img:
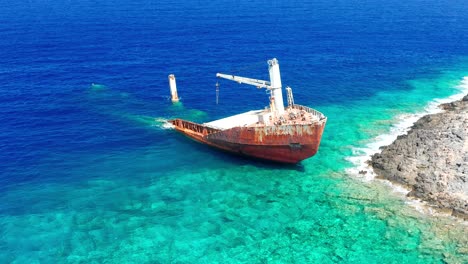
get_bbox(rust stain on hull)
[170,111,326,164]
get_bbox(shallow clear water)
[0,0,467,263]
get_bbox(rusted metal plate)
[170,118,326,164]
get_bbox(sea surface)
[1,0,467,263]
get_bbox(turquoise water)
[2,68,467,263]
[1,0,468,262]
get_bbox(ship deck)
[204,110,264,130]
[204,105,324,130]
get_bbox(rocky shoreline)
[370,94,467,219]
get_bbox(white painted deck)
[204,105,324,131]
[204,109,265,130]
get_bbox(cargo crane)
[216,58,285,114]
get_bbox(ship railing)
[172,119,220,135]
[292,104,327,121]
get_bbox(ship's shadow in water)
[172,133,306,172]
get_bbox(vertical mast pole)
[168,74,179,102]
[268,58,285,114]
[216,81,219,104]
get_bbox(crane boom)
[215,58,285,114]
[216,73,273,89]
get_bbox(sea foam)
[154,118,174,129]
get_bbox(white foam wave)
[153,117,175,129]
[161,122,175,129]
[346,76,468,181]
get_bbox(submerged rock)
[90,83,107,91]
[370,94,468,219]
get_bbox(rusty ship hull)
[170,104,327,164]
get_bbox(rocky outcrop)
[371,95,468,219]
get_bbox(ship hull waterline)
[170,117,326,164]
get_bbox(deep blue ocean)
[1,0,467,263]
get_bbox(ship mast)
[267,58,285,114]
[216,58,285,114]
